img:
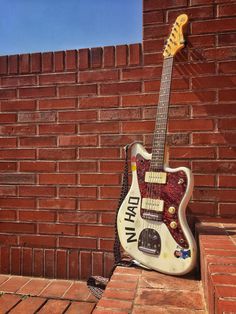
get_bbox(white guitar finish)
[117,143,197,275]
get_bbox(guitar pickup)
[142,198,164,212]
[145,172,167,184]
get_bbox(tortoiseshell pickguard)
[136,154,189,248]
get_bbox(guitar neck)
[150,56,174,171]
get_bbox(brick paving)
[94,266,207,314]
[0,274,97,313]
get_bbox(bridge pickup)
[142,212,163,221]
[142,198,164,212]
[145,171,167,184]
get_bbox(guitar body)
[117,143,197,275]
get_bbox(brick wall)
[0,0,235,279]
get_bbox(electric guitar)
[117,14,197,275]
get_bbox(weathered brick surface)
[0,0,235,281]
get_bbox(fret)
[151,56,174,170]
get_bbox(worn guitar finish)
[117,14,197,275]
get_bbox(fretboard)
[150,56,174,170]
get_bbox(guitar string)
[146,57,174,250]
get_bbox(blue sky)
[0,0,142,56]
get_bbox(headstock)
[163,14,188,59]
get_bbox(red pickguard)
[136,154,189,248]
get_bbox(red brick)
[18,111,56,122]
[217,299,236,313]
[80,251,92,280]
[104,46,115,67]
[100,134,142,146]
[63,281,91,300]
[193,188,236,202]
[11,247,21,275]
[58,212,97,224]
[144,0,187,11]
[169,119,214,132]
[0,125,36,136]
[0,88,16,99]
[79,48,90,70]
[192,18,236,34]
[22,247,33,276]
[59,84,97,96]
[19,54,30,73]
[19,210,55,222]
[39,124,76,134]
[1,75,36,87]
[100,186,120,199]
[68,250,79,280]
[58,110,97,121]
[170,147,216,159]
[56,250,67,279]
[0,222,35,233]
[192,133,236,145]
[37,299,70,313]
[0,186,16,196]
[219,89,236,101]
[129,44,141,66]
[80,173,119,186]
[0,197,35,209]
[19,86,56,98]
[45,249,55,278]
[80,121,119,134]
[116,45,128,67]
[168,6,214,22]
[39,173,76,185]
[122,121,155,133]
[66,301,95,314]
[192,160,236,174]
[19,186,56,197]
[218,118,236,130]
[38,198,76,210]
[100,82,141,95]
[79,225,114,238]
[80,199,117,211]
[39,223,76,235]
[39,98,77,109]
[59,135,98,146]
[0,173,35,184]
[0,276,30,293]
[0,294,21,313]
[219,203,236,217]
[8,55,18,74]
[143,38,164,53]
[218,33,236,47]
[97,299,132,311]
[59,237,97,249]
[80,69,118,83]
[0,209,16,220]
[122,67,161,81]
[0,137,17,147]
[91,47,103,68]
[218,3,236,17]
[31,53,41,73]
[122,94,158,106]
[59,187,97,198]
[144,24,169,40]
[39,73,76,85]
[19,136,56,147]
[42,52,53,72]
[38,148,76,160]
[19,235,56,248]
[10,296,46,313]
[54,51,64,72]
[193,104,236,117]
[203,47,236,61]
[194,174,215,187]
[59,161,97,172]
[0,162,17,172]
[80,96,119,108]
[33,249,44,277]
[0,55,8,74]
[0,113,16,123]
[80,148,119,160]
[171,91,216,104]
[143,10,164,25]
[20,161,56,172]
[219,175,236,187]
[65,49,77,70]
